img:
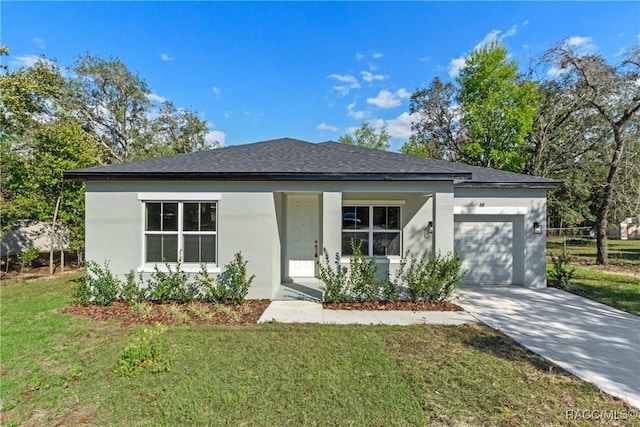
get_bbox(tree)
[404,77,461,160]
[456,42,538,172]
[339,122,390,150]
[69,55,153,163]
[543,45,640,265]
[405,42,537,173]
[145,101,209,157]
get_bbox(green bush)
[198,263,230,303]
[70,275,91,306]
[147,261,198,304]
[345,240,380,302]
[77,260,122,306]
[17,247,40,272]
[219,252,255,304]
[121,270,147,305]
[549,252,576,289]
[398,251,465,302]
[112,324,170,377]
[318,249,347,303]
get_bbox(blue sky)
[3,1,639,150]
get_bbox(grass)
[563,267,640,316]
[547,237,640,315]
[547,237,640,268]
[1,276,637,426]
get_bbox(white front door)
[287,195,319,278]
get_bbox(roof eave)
[454,181,564,189]
[64,171,473,182]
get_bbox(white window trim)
[341,204,402,259]
[139,198,221,273]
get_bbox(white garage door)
[454,219,513,285]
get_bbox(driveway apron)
[455,285,640,409]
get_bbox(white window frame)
[341,203,402,259]
[138,193,221,273]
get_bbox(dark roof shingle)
[65,137,562,188]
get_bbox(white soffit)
[453,206,527,215]
[138,192,222,201]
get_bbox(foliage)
[405,77,459,160]
[456,42,538,172]
[344,239,380,302]
[218,251,255,304]
[112,324,170,377]
[74,261,122,306]
[549,251,576,289]
[317,249,346,303]
[339,122,390,151]
[197,263,230,303]
[1,49,214,260]
[121,270,147,305]
[147,261,197,304]
[17,247,39,272]
[406,42,537,173]
[542,44,640,265]
[398,251,466,302]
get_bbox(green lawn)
[547,237,640,268]
[547,238,640,315]
[1,276,637,426]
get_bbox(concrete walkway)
[258,301,477,325]
[455,285,640,409]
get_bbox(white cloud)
[356,52,365,61]
[367,89,410,109]
[347,102,367,120]
[566,36,591,48]
[160,53,174,61]
[327,73,360,95]
[396,88,411,99]
[33,37,45,49]
[345,125,359,135]
[212,86,221,98]
[205,129,226,146]
[373,52,384,59]
[448,56,467,77]
[546,66,567,77]
[361,71,385,83]
[147,93,167,104]
[11,54,49,68]
[385,112,414,139]
[317,122,338,132]
[224,111,232,118]
[637,33,640,41]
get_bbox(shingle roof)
[64,137,562,188]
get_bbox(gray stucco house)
[65,138,562,299]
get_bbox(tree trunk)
[49,195,61,275]
[595,126,625,265]
[61,248,65,273]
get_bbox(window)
[145,201,217,264]
[342,205,400,256]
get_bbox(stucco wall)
[85,181,281,299]
[453,188,548,288]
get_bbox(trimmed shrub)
[398,251,466,302]
[318,248,347,303]
[121,270,147,305]
[549,252,575,289]
[77,260,122,306]
[220,252,255,304]
[147,261,198,304]
[198,263,230,303]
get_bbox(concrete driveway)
[455,285,640,409]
